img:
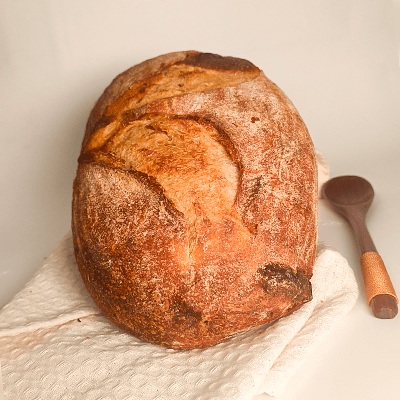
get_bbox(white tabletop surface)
[1,1,400,399]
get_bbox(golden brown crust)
[72,51,317,349]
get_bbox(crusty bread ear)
[72,51,317,349]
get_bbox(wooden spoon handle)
[360,252,398,319]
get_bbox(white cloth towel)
[0,152,358,399]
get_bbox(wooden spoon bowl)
[322,175,374,208]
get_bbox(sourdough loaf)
[72,51,318,349]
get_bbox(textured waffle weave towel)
[0,153,358,399]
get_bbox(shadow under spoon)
[322,175,398,319]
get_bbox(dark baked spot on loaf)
[256,264,312,303]
[177,52,259,72]
[172,296,202,326]
[121,109,139,126]
[78,152,95,164]
[77,151,127,171]
[86,114,113,138]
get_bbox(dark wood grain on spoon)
[322,175,398,319]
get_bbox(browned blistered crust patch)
[72,51,317,349]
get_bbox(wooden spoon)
[322,175,398,319]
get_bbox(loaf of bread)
[72,51,318,349]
